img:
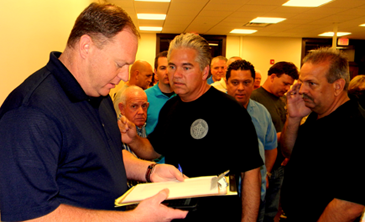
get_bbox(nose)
[285,85,291,92]
[136,106,145,114]
[117,65,130,82]
[298,83,306,95]
[172,67,183,79]
[237,83,245,90]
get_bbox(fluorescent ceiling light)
[230,29,257,34]
[360,24,365,27]
[283,0,333,7]
[250,17,286,24]
[139,26,163,31]
[135,0,170,2]
[318,32,351,37]
[137,14,166,20]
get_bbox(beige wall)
[226,36,302,83]
[0,0,93,105]
[0,2,302,105]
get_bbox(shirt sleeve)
[264,111,278,151]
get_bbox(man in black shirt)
[280,47,365,221]
[120,33,263,221]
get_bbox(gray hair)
[303,47,350,90]
[119,85,145,105]
[167,33,211,71]
[211,56,227,66]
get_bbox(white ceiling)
[107,0,365,39]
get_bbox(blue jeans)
[257,199,265,222]
[263,166,285,222]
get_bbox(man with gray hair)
[207,55,227,84]
[280,47,365,221]
[119,33,263,221]
[118,86,149,158]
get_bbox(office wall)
[0,2,302,105]
[0,0,93,105]
[226,36,302,83]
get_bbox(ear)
[146,102,150,109]
[134,70,140,80]
[118,103,125,115]
[78,34,93,59]
[202,65,210,80]
[333,78,346,96]
[154,70,159,81]
[269,74,276,82]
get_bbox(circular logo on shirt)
[190,119,209,139]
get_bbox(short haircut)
[67,3,139,48]
[154,51,168,70]
[211,56,228,66]
[268,61,299,80]
[226,60,256,80]
[119,85,145,105]
[303,47,350,90]
[168,33,212,71]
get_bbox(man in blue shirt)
[0,3,187,222]
[226,59,278,222]
[145,51,175,136]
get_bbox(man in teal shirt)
[145,51,175,135]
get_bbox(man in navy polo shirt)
[0,3,187,222]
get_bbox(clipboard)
[115,170,236,207]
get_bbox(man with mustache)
[250,61,299,222]
[119,33,263,222]
[280,48,365,221]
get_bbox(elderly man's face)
[168,48,209,102]
[299,61,337,115]
[120,91,149,127]
[226,69,254,108]
[84,28,138,97]
[211,59,227,82]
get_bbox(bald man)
[113,60,153,117]
[129,60,153,90]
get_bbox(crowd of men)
[0,2,364,222]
